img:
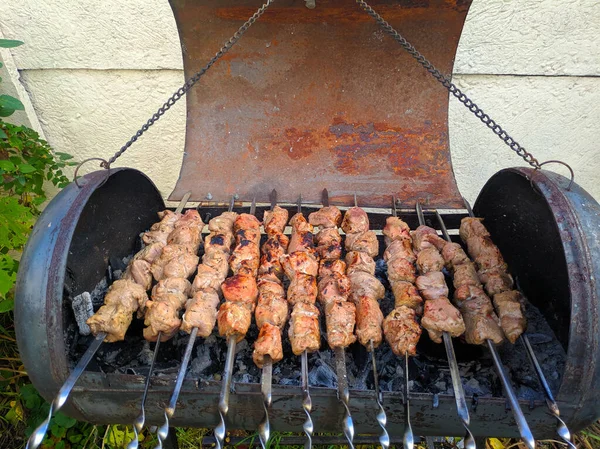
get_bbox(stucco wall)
[0,0,598,203]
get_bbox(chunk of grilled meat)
[341,206,369,234]
[208,211,238,233]
[217,301,252,342]
[87,280,148,343]
[319,259,347,278]
[318,272,351,307]
[142,210,180,246]
[345,251,375,275]
[383,239,416,264]
[324,300,357,348]
[288,213,315,254]
[221,273,259,311]
[167,221,202,254]
[421,297,466,343]
[281,251,319,278]
[288,302,321,355]
[387,256,417,284]
[150,244,199,281]
[416,247,445,274]
[457,286,504,345]
[458,217,490,241]
[287,274,319,305]
[259,233,289,279]
[383,216,411,246]
[204,232,235,257]
[440,242,470,270]
[314,227,343,260]
[415,271,449,301]
[464,236,507,272]
[143,292,188,342]
[122,259,153,291]
[348,271,385,303]
[253,322,284,368]
[492,290,526,343]
[479,267,514,297]
[181,289,220,336]
[192,264,225,295]
[411,225,446,253]
[383,306,421,356]
[255,293,289,329]
[345,230,379,258]
[355,295,384,348]
[390,281,424,315]
[134,242,165,264]
[309,206,342,229]
[264,205,289,235]
[152,277,191,298]
[452,262,481,291]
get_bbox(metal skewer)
[463,198,572,449]
[129,334,162,449]
[215,196,256,449]
[296,194,315,449]
[155,195,234,449]
[416,201,476,449]
[392,196,414,449]
[27,332,106,449]
[258,189,279,449]
[434,205,534,449]
[28,192,193,449]
[353,192,388,449]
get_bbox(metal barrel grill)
[14,0,600,446]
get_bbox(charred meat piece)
[383,239,416,264]
[229,241,260,277]
[493,290,526,343]
[319,259,347,278]
[281,251,319,278]
[416,247,445,274]
[318,272,351,307]
[415,271,449,301]
[383,216,411,246]
[386,256,417,284]
[309,206,342,229]
[390,281,424,314]
[324,300,357,348]
[288,302,320,355]
[411,225,446,252]
[345,251,375,275]
[221,273,259,311]
[288,213,315,254]
[345,230,378,258]
[253,322,284,368]
[287,274,318,305]
[217,301,252,342]
[421,296,466,343]
[348,271,385,303]
[204,232,235,256]
[264,205,289,235]
[355,295,384,348]
[479,267,514,296]
[259,233,289,279]
[341,206,369,234]
[86,280,148,342]
[181,289,220,336]
[383,306,421,357]
[314,227,342,260]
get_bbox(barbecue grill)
[14,0,600,447]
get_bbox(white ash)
[71,292,93,335]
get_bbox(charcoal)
[71,291,93,335]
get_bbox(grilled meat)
[181,289,220,336]
[383,306,421,356]
[458,217,490,241]
[309,206,342,229]
[421,296,466,343]
[287,273,319,305]
[493,290,526,344]
[415,271,449,301]
[319,259,347,278]
[253,322,284,367]
[288,302,320,355]
[348,271,385,303]
[142,210,180,246]
[479,267,514,297]
[324,300,357,348]
[411,225,446,252]
[386,256,417,283]
[217,301,252,342]
[383,239,416,264]
[416,247,445,274]
[221,273,259,311]
[341,206,369,234]
[314,227,343,260]
[440,242,470,269]
[318,272,351,307]
[122,259,153,291]
[150,244,199,281]
[281,251,319,278]
[288,213,315,254]
[264,206,289,234]
[355,295,384,347]
[259,233,289,279]
[390,281,423,314]
[208,211,238,233]
[457,286,504,345]
[383,216,411,246]
[345,251,375,275]
[345,230,379,258]
[255,293,288,329]
[143,292,188,342]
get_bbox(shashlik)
[341,207,381,349]
[217,213,261,342]
[181,211,238,335]
[311,206,357,349]
[283,212,320,355]
[411,225,466,343]
[252,206,290,368]
[382,216,422,356]
[460,217,526,343]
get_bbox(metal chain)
[355,0,542,170]
[102,0,275,168]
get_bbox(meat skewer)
[282,194,318,448]
[383,197,421,449]
[413,201,475,449]
[129,195,196,449]
[214,197,260,449]
[255,189,289,449]
[430,204,535,449]
[462,199,574,449]
[313,190,356,449]
[26,193,193,449]
[154,196,237,449]
[342,194,388,449]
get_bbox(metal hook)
[73,157,111,188]
[536,160,575,191]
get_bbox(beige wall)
[1,0,599,204]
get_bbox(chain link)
[103,0,275,168]
[355,0,542,170]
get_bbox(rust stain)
[282,128,317,160]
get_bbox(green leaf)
[0,299,15,312]
[54,441,65,449]
[0,107,15,117]
[0,39,24,48]
[54,412,77,429]
[18,163,36,173]
[0,95,24,111]
[0,128,7,139]
[0,160,15,171]
[55,152,74,161]
[50,423,66,439]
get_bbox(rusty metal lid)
[169,0,471,208]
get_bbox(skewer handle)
[487,340,536,449]
[128,335,162,449]
[521,335,576,449]
[370,340,389,449]
[334,347,355,449]
[215,336,237,449]
[26,332,106,449]
[155,328,198,449]
[403,354,414,449]
[258,357,273,449]
[301,350,314,449]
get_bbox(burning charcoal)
[89,278,109,308]
[309,362,337,388]
[71,292,93,335]
[190,344,212,376]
